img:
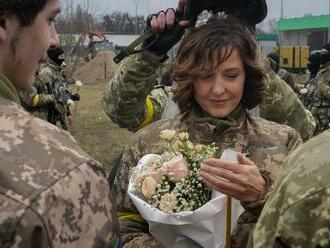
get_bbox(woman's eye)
[199,75,214,81]
[226,74,238,80]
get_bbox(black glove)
[71,93,80,101]
[143,9,187,57]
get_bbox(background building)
[278,15,330,50]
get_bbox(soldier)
[252,129,330,247]
[267,52,300,94]
[19,73,55,120]
[103,0,315,141]
[310,46,330,135]
[38,46,80,129]
[112,14,302,248]
[0,0,118,247]
[300,50,322,110]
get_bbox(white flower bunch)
[195,10,228,28]
[75,80,83,87]
[131,130,217,213]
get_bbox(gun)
[48,78,74,130]
[113,0,267,64]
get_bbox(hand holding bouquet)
[128,130,243,248]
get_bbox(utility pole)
[280,0,284,19]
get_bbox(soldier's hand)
[143,0,190,57]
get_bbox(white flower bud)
[159,192,177,214]
[141,176,157,198]
[178,132,189,141]
[160,129,176,141]
[75,80,83,87]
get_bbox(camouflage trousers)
[311,106,330,135]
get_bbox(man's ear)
[0,12,8,43]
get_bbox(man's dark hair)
[0,0,48,27]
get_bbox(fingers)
[200,163,246,186]
[165,9,175,30]
[199,170,245,198]
[177,0,186,14]
[150,9,176,32]
[203,158,243,173]
[237,152,254,166]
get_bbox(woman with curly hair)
[112,15,302,248]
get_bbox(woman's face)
[193,47,246,118]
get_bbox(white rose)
[141,176,157,198]
[159,192,177,213]
[178,132,189,141]
[160,130,176,141]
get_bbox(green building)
[277,15,330,50]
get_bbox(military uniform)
[0,73,118,247]
[19,74,55,121]
[252,130,330,248]
[103,53,315,141]
[39,58,73,130]
[113,103,302,247]
[300,74,317,110]
[310,62,330,135]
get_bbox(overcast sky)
[72,0,329,22]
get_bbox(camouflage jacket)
[19,74,55,121]
[113,110,302,248]
[0,93,118,247]
[252,130,330,248]
[312,62,330,107]
[103,53,315,141]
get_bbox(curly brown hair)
[172,17,266,113]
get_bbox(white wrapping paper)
[128,149,244,248]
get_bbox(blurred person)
[310,44,330,135]
[267,52,300,94]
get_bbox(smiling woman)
[112,14,303,248]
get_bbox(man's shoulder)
[0,97,95,204]
[277,130,330,202]
[250,115,299,137]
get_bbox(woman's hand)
[199,153,266,203]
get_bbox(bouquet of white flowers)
[128,130,244,248]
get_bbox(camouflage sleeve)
[252,132,330,248]
[103,52,169,131]
[241,127,302,216]
[259,56,315,141]
[19,85,54,109]
[0,195,50,248]
[0,160,119,248]
[316,69,330,100]
[112,137,162,247]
